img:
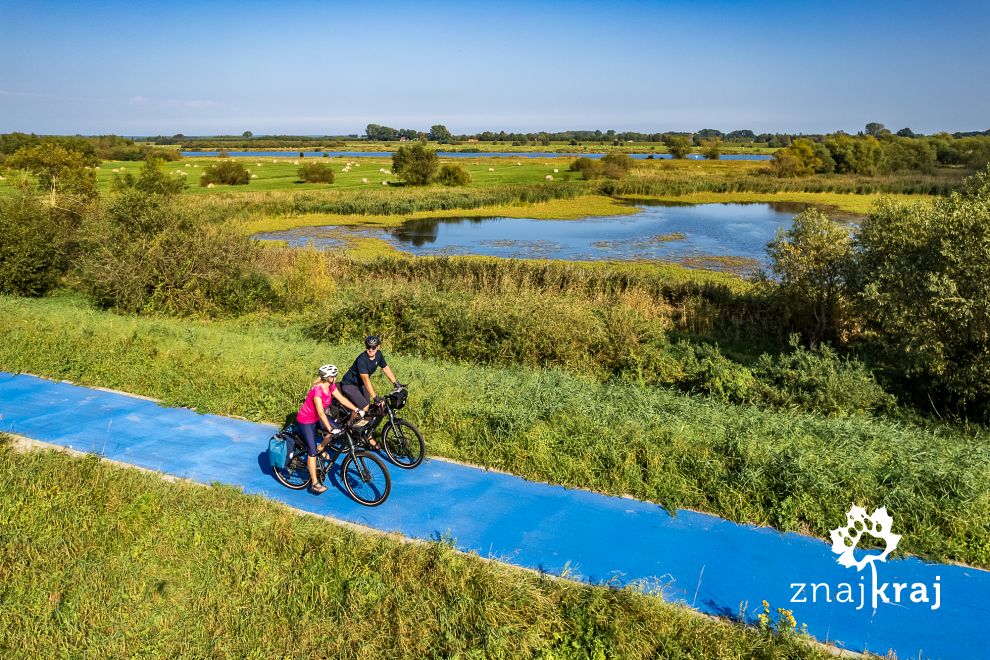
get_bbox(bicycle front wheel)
[382,419,425,469]
[340,451,391,506]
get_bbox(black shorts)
[339,382,370,409]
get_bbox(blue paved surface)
[1,372,988,659]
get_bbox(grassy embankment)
[0,436,826,658]
[2,294,987,570]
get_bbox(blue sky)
[1,0,988,135]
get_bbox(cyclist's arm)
[382,365,398,387]
[360,372,376,400]
[316,396,334,430]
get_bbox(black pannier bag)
[388,388,408,410]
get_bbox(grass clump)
[0,439,824,658]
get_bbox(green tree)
[366,124,399,141]
[864,122,888,138]
[766,208,854,342]
[662,135,692,159]
[768,138,831,177]
[701,138,722,160]
[5,143,97,206]
[880,137,936,174]
[854,165,990,415]
[428,124,453,143]
[391,143,438,185]
[242,131,253,138]
[824,134,882,175]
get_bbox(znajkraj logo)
[789,505,941,611]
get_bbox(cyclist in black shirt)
[340,335,401,411]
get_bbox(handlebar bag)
[388,389,408,410]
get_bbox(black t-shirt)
[342,351,387,388]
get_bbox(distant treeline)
[0,133,181,163]
[363,122,990,148]
[770,132,990,175]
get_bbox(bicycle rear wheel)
[382,419,425,469]
[273,443,311,490]
[340,451,391,506]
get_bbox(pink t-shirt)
[297,382,336,424]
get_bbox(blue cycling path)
[1,372,987,660]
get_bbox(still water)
[256,203,807,273]
[182,150,771,161]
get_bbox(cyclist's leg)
[299,422,324,489]
[340,382,369,409]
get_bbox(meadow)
[0,154,939,219]
[0,435,826,658]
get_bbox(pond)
[182,150,771,161]
[255,202,815,274]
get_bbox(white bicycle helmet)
[318,364,338,379]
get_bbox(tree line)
[770,132,990,176]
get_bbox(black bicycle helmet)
[365,335,381,349]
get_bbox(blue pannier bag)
[268,433,289,470]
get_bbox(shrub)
[76,190,272,316]
[0,188,73,296]
[298,162,335,184]
[600,152,633,179]
[854,165,990,416]
[110,158,186,197]
[392,143,438,185]
[666,341,758,403]
[200,160,250,186]
[765,208,854,343]
[753,338,896,416]
[569,157,601,180]
[436,164,471,186]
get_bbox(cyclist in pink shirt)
[298,364,361,493]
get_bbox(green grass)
[0,437,825,658]
[86,157,585,195]
[1,293,988,569]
